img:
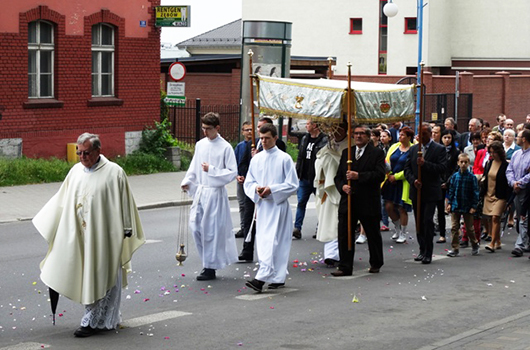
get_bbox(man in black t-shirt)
[293,120,328,239]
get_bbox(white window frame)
[91,23,115,97]
[28,20,54,98]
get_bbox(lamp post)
[383,0,424,134]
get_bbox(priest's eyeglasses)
[76,149,93,156]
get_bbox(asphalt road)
[1,197,530,350]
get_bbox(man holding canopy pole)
[404,124,447,264]
[333,125,386,276]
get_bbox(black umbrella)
[49,287,59,325]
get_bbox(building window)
[378,0,388,74]
[92,23,114,97]
[28,21,54,98]
[349,18,363,34]
[405,17,417,34]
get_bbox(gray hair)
[504,128,516,137]
[77,133,101,150]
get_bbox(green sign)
[155,6,190,27]
[165,82,186,106]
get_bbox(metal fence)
[167,98,241,145]
[423,93,473,131]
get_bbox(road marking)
[236,288,298,300]
[145,239,163,244]
[120,310,192,328]
[0,343,51,350]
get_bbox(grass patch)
[0,157,73,186]
[113,152,176,174]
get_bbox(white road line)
[236,288,298,300]
[145,239,163,244]
[328,273,371,280]
[0,343,51,350]
[120,310,192,328]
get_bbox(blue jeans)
[294,179,315,230]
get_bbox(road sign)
[165,82,186,106]
[169,62,186,81]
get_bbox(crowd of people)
[33,112,530,337]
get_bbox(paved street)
[2,174,530,349]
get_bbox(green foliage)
[160,89,169,121]
[113,152,176,174]
[286,141,299,162]
[0,157,73,186]
[139,118,178,157]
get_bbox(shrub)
[138,118,177,157]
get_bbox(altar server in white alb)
[314,124,349,267]
[33,133,145,338]
[244,123,298,292]
[181,112,238,281]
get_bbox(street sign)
[169,62,186,81]
[155,6,190,27]
[165,82,186,106]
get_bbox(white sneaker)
[356,234,367,244]
[391,231,399,240]
[396,232,407,243]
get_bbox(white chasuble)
[33,155,145,305]
[313,139,348,243]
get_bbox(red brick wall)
[336,72,530,126]
[172,71,241,105]
[0,2,160,159]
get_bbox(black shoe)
[414,254,425,261]
[312,234,317,239]
[512,248,524,257]
[459,241,469,248]
[331,270,352,277]
[293,228,302,239]
[324,258,339,267]
[245,279,264,293]
[238,252,253,262]
[268,283,285,290]
[235,230,245,238]
[197,268,216,281]
[421,256,432,264]
[74,326,98,338]
[485,236,492,242]
[480,232,488,240]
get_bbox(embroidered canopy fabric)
[257,75,416,123]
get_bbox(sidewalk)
[0,171,238,224]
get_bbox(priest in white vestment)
[181,112,238,281]
[33,133,145,337]
[244,124,298,292]
[314,125,349,267]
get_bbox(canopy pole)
[327,56,333,79]
[248,49,256,148]
[347,62,353,251]
[416,61,425,234]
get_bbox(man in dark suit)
[458,118,481,152]
[332,125,386,275]
[237,117,286,261]
[405,124,447,264]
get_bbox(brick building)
[0,1,161,159]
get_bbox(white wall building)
[243,0,530,76]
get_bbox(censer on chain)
[175,190,190,266]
